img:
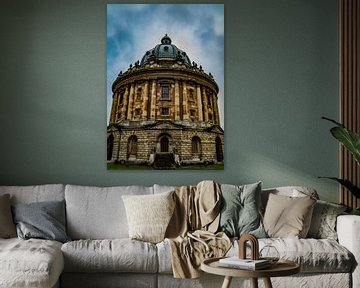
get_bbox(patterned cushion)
[307,200,347,240]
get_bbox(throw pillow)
[307,200,347,240]
[12,200,70,243]
[218,182,266,238]
[122,191,175,243]
[0,194,17,238]
[263,193,316,238]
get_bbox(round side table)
[201,257,300,288]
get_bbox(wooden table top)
[201,257,300,278]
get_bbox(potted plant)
[320,117,360,215]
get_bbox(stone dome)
[140,34,191,66]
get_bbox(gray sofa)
[0,184,359,288]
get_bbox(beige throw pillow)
[0,194,17,238]
[263,193,316,238]
[122,191,175,243]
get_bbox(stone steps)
[154,153,175,169]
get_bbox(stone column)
[174,80,180,120]
[127,83,135,120]
[214,95,220,125]
[210,94,215,123]
[121,86,129,121]
[150,80,157,119]
[202,87,209,122]
[109,92,118,124]
[196,85,203,121]
[142,80,149,119]
[182,81,189,121]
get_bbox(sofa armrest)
[337,215,360,288]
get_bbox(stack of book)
[218,257,271,270]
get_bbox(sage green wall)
[0,0,339,202]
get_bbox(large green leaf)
[318,177,360,198]
[322,117,360,165]
[330,127,360,165]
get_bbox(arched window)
[215,136,223,162]
[127,135,138,156]
[192,136,201,155]
[107,134,114,161]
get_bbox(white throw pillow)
[122,191,175,243]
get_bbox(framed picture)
[107,4,224,170]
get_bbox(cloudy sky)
[107,4,224,128]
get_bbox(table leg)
[221,276,232,288]
[263,277,273,288]
[251,278,258,288]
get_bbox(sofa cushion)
[307,200,347,240]
[0,238,64,288]
[65,185,153,239]
[61,273,157,288]
[61,239,158,273]
[218,182,266,238]
[12,200,70,243]
[0,184,65,204]
[263,193,316,238]
[158,237,353,274]
[0,194,16,238]
[230,238,353,273]
[122,191,175,243]
[262,238,353,273]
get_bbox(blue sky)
[107,4,224,127]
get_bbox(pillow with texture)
[0,194,16,238]
[12,200,70,243]
[263,193,316,238]
[122,191,175,243]
[218,182,266,238]
[307,200,347,240]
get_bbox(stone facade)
[107,35,224,167]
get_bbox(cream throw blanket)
[165,181,231,278]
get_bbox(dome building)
[107,35,224,168]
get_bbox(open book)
[218,257,271,270]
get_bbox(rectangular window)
[136,88,142,101]
[162,107,169,116]
[135,108,141,116]
[188,89,194,101]
[161,86,170,100]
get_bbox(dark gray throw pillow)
[12,200,70,243]
[218,182,266,238]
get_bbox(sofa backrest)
[65,184,153,240]
[153,184,176,194]
[0,184,65,204]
